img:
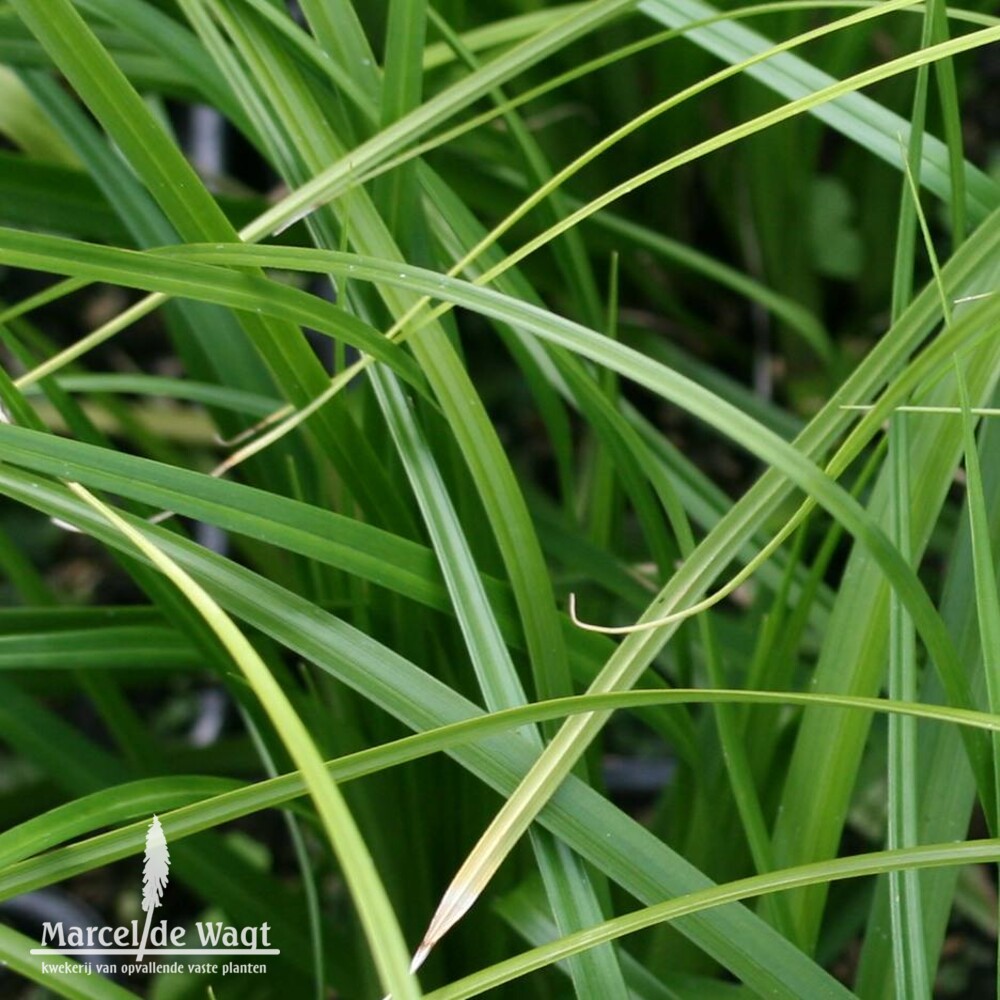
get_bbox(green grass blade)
[0,922,141,1000]
[65,482,421,1000]
[7,686,1000,898]
[0,226,428,393]
[0,777,240,869]
[376,0,427,248]
[426,839,1000,999]
[886,409,929,996]
[639,0,998,221]
[957,363,1000,980]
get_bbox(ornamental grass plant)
[0,1,998,998]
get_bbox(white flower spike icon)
[136,815,170,961]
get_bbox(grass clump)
[0,1,998,997]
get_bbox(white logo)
[29,815,279,978]
[138,815,170,961]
